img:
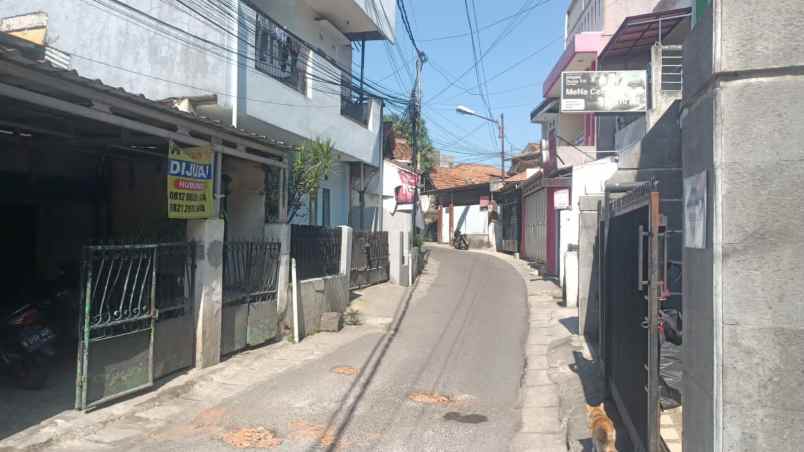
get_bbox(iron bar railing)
[350,231,389,289]
[222,241,282,306]
[255,11,310,94]
[291,225,341,280]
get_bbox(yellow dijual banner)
[167,141,214,219]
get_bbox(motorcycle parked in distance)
[452,230,469,250]
[0,303,57,389]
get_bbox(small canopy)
[599,7,692,60]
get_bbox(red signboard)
[395,169,419,204]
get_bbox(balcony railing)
[255,12,310,95]
[340,92,370,126]
[565,0,602,46]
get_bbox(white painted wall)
[238,1,384,166]
[440,205,488,241]
[0,0,232,101]
[568,157,618,246]
[563,157,617,303]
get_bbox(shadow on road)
[310,252,434,451]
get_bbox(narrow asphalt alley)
[104,246,529,452]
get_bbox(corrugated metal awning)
[599,8,692,60]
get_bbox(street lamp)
[455,105,505,181]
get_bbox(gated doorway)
[221,241,282,356]
[600,182,665,452]
[350,231,390,289]
[75,242,196,411]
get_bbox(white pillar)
[187,218,224,369]
[265,223,291,320]
[389,230,404,285]
[339,226,353,281]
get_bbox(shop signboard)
[554,189,570,209]
[561,71,648,113]
[167,141,214,219]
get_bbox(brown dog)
[586,403,617,452]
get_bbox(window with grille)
[255,12,309,95]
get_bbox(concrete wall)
[223,157,266,239]
[287,226,352,338]
[614,115,647,150]
[453,205,489,235]
[567,158,617,308]
[681,4,804,450]
[287,273,349,336]
[578,195,602,340]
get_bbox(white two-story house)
[0,0,396,235]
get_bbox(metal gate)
[350,231,389,289]
[221,241,281,356]
[600,182,665,452]
[76,242,196,411]
[523,188,547,262]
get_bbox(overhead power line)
[419,0,555,43]
[424,0,551,105]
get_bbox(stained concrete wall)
[0,0,231,101]
[578,195,602,340]
[286,226,352,338]
[223,157,266,239]
[681,4,804,450]
[287,273,350,337]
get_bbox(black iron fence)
[221,240,282,356]
[222,241,282,306]
[291,225,342,280]
[350,231,389,289]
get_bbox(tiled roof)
[505,171,531,182]
[429,163,500,190]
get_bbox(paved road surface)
[121,246,528,452]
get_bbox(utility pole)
[411,50,426,242]
[499,113,505,180]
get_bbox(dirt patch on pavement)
[407,391,452,405]
[288,420,350,448]
[221,427,283,449]
[331,366,360,376]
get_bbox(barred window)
[255,13,308,94]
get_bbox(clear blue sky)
[360,0,568,169]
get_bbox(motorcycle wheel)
[10,356,49,390]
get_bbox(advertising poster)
[561,71,648,113]
[167,141,214,219]
[684,170,707,249]
[395,168,419,204]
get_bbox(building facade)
[0,0,394,231]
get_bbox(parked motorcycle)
[0,303,57,389]
[452,230,469,250]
